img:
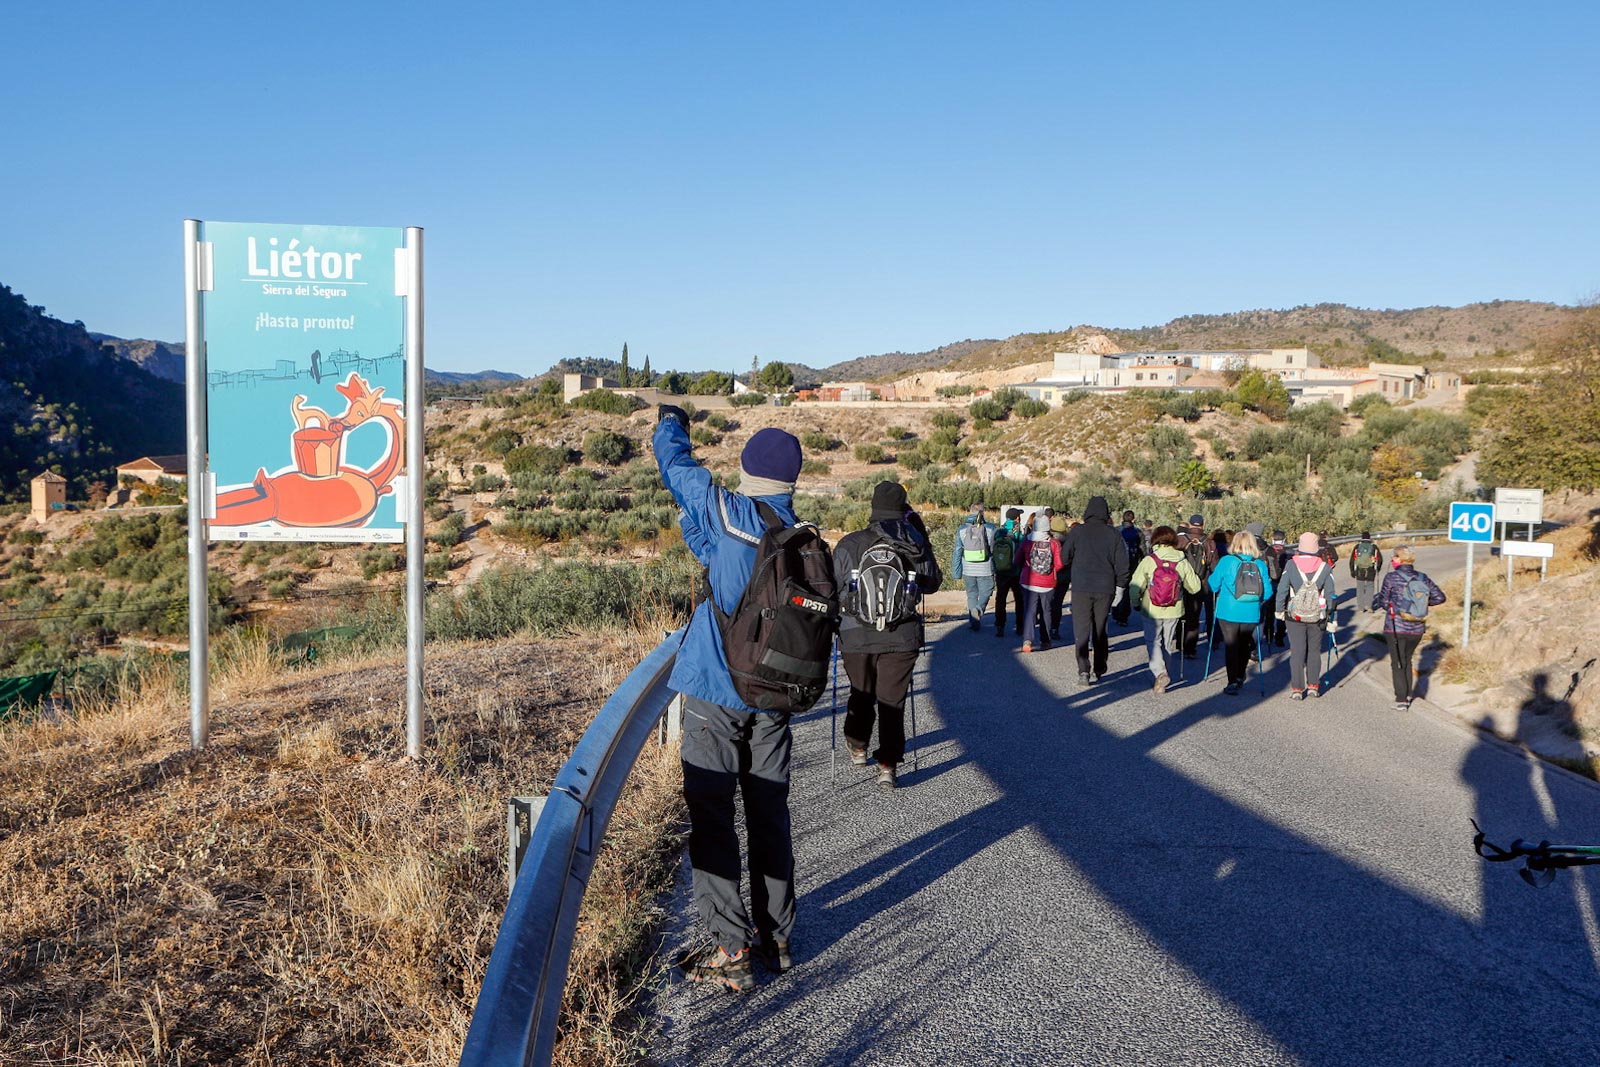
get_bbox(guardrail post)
[507,796,546,892]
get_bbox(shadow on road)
[775,619,1600,1065]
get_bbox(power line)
[0,585,401,625]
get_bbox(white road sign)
[1494,487,1544,525]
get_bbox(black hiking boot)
[675,944,755,992]
[755,935,793,974]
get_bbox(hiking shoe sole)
[676,945,755,993]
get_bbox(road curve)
[650,592,1600,1066]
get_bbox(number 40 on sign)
[1449,502,1495,544]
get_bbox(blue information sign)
[1448,501,1495,544]
[202,221,409,543]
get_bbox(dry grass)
[1433,521,1597,684]
[0,627,684,1066]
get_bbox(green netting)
[0,671,57,716]
[274,626,363,664]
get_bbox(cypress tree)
[620,342,630,386]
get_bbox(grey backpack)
[1287,562,1328,623]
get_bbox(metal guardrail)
[459,628,684,1067]
[1326,528,1445,545]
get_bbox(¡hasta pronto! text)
[254,312,358,332]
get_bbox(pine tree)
[620,342,629,387]
[750,354,760,386]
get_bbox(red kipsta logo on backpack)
[791,595,831,614]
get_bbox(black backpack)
[708,502,840,713]
[850,538,920,631]
[1183,539,1210,579]
[1233,559,1264,601]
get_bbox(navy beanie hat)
[741,427,803,483]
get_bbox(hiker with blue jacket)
[951,504,998,632]
[1208,530,1274,696]
[655,406,809,991]
[1372,544,1446,711]
[835,481,942,789]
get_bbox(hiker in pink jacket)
[1018,514,1063,653]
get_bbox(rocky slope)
[0,285,184,501]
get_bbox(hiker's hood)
[867,517,925,554]
[1151,544,1186,562]
[1083,496,1111,523]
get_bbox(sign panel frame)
[1448,502,1495,544]
[202,221,411,544]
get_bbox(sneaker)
[1289,689,1305,701]
[1223,682,1241,696]
[1021,642,1033,653]
[755,936,792,974]
[1079,672,1092,685]
[846,741,869,766]
[877,764,898,790]
[676,944,754,992]
[969,613,980,632]
[1393,700,1410,711]
[1307,686,1321,699]
[1153,673,1169,694]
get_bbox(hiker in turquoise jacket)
[1208,530,1275,695]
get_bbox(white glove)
[1112,587,1125,608]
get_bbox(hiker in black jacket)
[1062,495,1131,684]
[832,481,942,790]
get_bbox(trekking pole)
[830,646,839,784]
[1322,626,1343,690]
[909,644,922,772]
[1472,820,1600,888]
[1202,613,1218,681]
[1177,620,1186,685]
[1254,625,1266,696]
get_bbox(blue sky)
[3,3,1597,375]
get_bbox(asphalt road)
[650,563,1600,1066]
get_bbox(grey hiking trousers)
[681,695,796,951]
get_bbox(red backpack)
[1147,555,1182,608]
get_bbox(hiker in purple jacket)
[1371,544,1446,711]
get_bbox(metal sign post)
[1502,539,1555,592]
[183,220,211,751]
[1449,501,1495,650]
[402,227,426,759]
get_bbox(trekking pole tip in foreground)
[1472,820,1600,888]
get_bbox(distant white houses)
[1009,346,1460,410]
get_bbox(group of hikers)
[952,506,1443,706]
[651,408,1447,992]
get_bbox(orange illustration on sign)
[215,373,405,528]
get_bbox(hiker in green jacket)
[1128,526,1202,694]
